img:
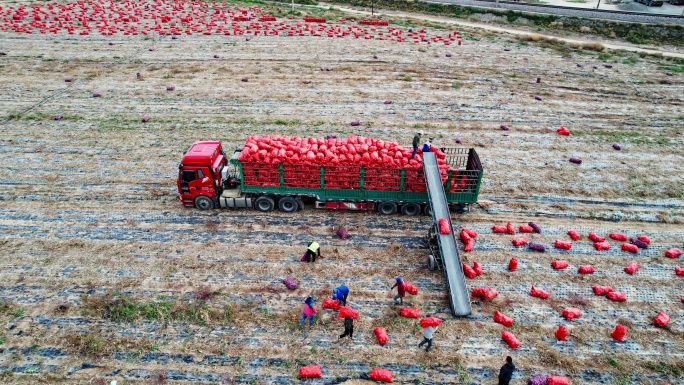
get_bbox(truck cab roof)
[181,141,223,167]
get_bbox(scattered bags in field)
[555,325,569,341]
[547,376,569,385]
[569,157,582,164]
[299,365,322,378]
[551,260,569,270]
[501,330,520,349]
[338,306,359,319]
[473,261,483,276]
[404,282,419,295]
[461,228,478,239]
[637,235,651,245]
[493,225,508,233]
[593,286,614,296]
[512,238,529,247]
[463,263,477,279]
[323,298,341,310]
[630,237,648,249]
[578,265,595,274]
[528,374,549,385]
[623,262,639,275]
[494,310,514,327]
[665,248,682,258]
[509,258,519,272]
[528,222,542,233]
[336,227,350,240]
[567,229,581,241]
[420,316,443,328]
[506,222,516,235]
[520,225,535,233]
[607,291,627,302]
[562,308,582,321]
[529,242,546,252]
[439,218,450,234]
[675,267,684,276]
[610,233,628,241]
[622,243,639,254]
[594,242,611,251]
[654,312,670,328]
[374,327,389,346]
[283,276,299,290]
[589,232,606,243]
[399,307,420,318]
[369,368,393,383]
[472,287,499,301]
[464,240,474,253]
[557,126,571,136]
[554,240,572,250]
[611,324,627,341]
[530,285,550,299]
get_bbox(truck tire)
[195,195,214,210]
[278,196,298,213]
[254,196,275,212]
[377,201,397,215]
[401,202,421,216]
[423,204,432,216]
[428,254,437,271]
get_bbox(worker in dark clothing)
[498,356,516,385]
[333,284,350,306]
[303,241,320,262]
[339,315,354,339]
[411,131,423,159]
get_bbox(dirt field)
[0,0,683,384]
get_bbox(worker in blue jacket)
[333,284,350,306]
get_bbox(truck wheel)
[195,195,214,210]
[401,202,421,216]
[278,197,298,213]
[428,254,437,271]
[423,204,432,216]
[254,196,275,212]
[377,201,397,215]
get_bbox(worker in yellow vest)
[303,241,321,263]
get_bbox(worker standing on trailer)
[422,137,434,153]
[411,131,423,159]
[418,314,439,352]
[332,284,350,306]
[299,296,318,327]
[303,241,320,263]
[391,277,406,305]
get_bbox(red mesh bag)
[492,225,508,233]
[593,286,613,296]
[463,263,477,279]
[654,312,670,328]
[578,265,595,274]
[509,258,518,272]
[506,222,515,235]
[675,267,684,276]
[399,307,420,318]
[439,218,450,235]
[472,287,499,301]
[501,330,520,349]
[462,228,478,239]
[611,324,627,341]
[460,229,472,243]
[299,365,322,378]
[551,260,569,270]
[557,126,570,136]
[473,261,483,276]
[519,225,535,233]
[322,298,340,310]
[562,308,582,320]
[666,248,682,258]
[589,232,606,243]
[610,233,628,241]
[623,262,639,275]
[338,306,358,319]
[512,237,529,246]
[374,327,389,345]
[594,242,611,251]
[567,229,581,241]
[370,368,393,383]
[420,316,443,328]
[464,240,474,252]
[555,325,569,341]
[637,235,651,245]
[622,243,639,253]
[530,285,550,299]
[607,291,627,302]
[547,376,569,385]
[404,282,419,295]
[494,310,514,327]
[554,240,572,250]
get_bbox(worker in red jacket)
[391,277,406,305]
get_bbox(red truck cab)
[177,141,227,209]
